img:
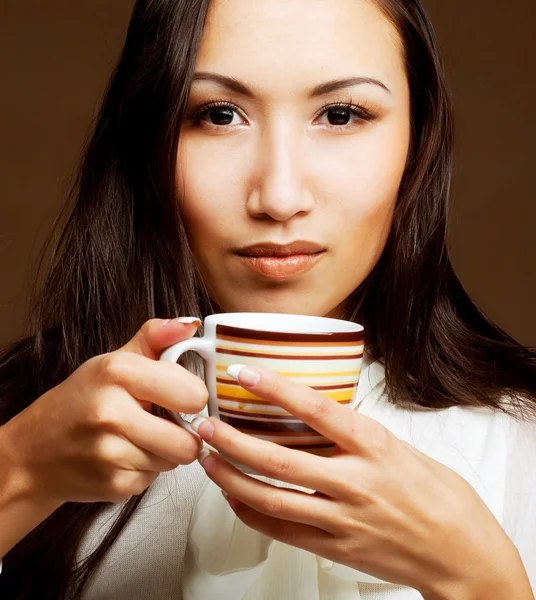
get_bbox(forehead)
[195,0,406,96]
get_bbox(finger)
[227,364,384,455]
[127,448,179,473]
[94,433,179,473]
[197,418,347,497]
[201,450,344,535]
[95,352,209,414]
[119,317,202,359]
[120,405,203,466]
[226,496,334,559]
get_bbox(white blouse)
[10,358,532,599]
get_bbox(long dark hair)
[1,0,534,598]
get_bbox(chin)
[212,290,345,318]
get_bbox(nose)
[247,122,315,221]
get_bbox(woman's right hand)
[1,318,207,507]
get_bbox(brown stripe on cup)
[216,324,364,344]
[220,414,318,434]
[216,348,363,360]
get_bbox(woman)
[0,0,534,598]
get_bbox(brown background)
[1,0,535,347]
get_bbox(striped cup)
[160,313,364,472]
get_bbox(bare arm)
[422,549,535,600]
[0,423,62,560]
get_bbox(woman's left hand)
[194,365,531,600]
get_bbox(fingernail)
[221,489,228,500]
[191,417,214,441]
[198,449,215,474]
[227,364,260,386]
[165,317,202,326]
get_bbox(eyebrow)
[192,72,391,97]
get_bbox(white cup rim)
[204,312,363,334]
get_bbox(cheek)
[311,122,409,241]
[176,135,250,241]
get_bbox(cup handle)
[159,337,215,435]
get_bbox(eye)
[186,101,245,127]
[315,102,377,128]
[205,106,239,126]
[326,107,353,126]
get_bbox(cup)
[160,313,364,471]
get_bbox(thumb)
[119,317,202,360]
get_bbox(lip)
[235,241,326,279]
[236,241,326,257]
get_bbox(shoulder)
[367,388,511,472]
[360,360,536,469]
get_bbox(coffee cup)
[160,313,364,472]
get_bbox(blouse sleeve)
[503,414,536,592]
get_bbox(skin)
[175,0,535,598]
[177,0,410,317]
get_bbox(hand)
[1,318,208,506]
[194,365,531,599]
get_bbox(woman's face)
[177,0,410,317]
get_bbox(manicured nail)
[191,417,214,442]
[198,449,215,474]
[227,364,261,386]
[174,317,202,326]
